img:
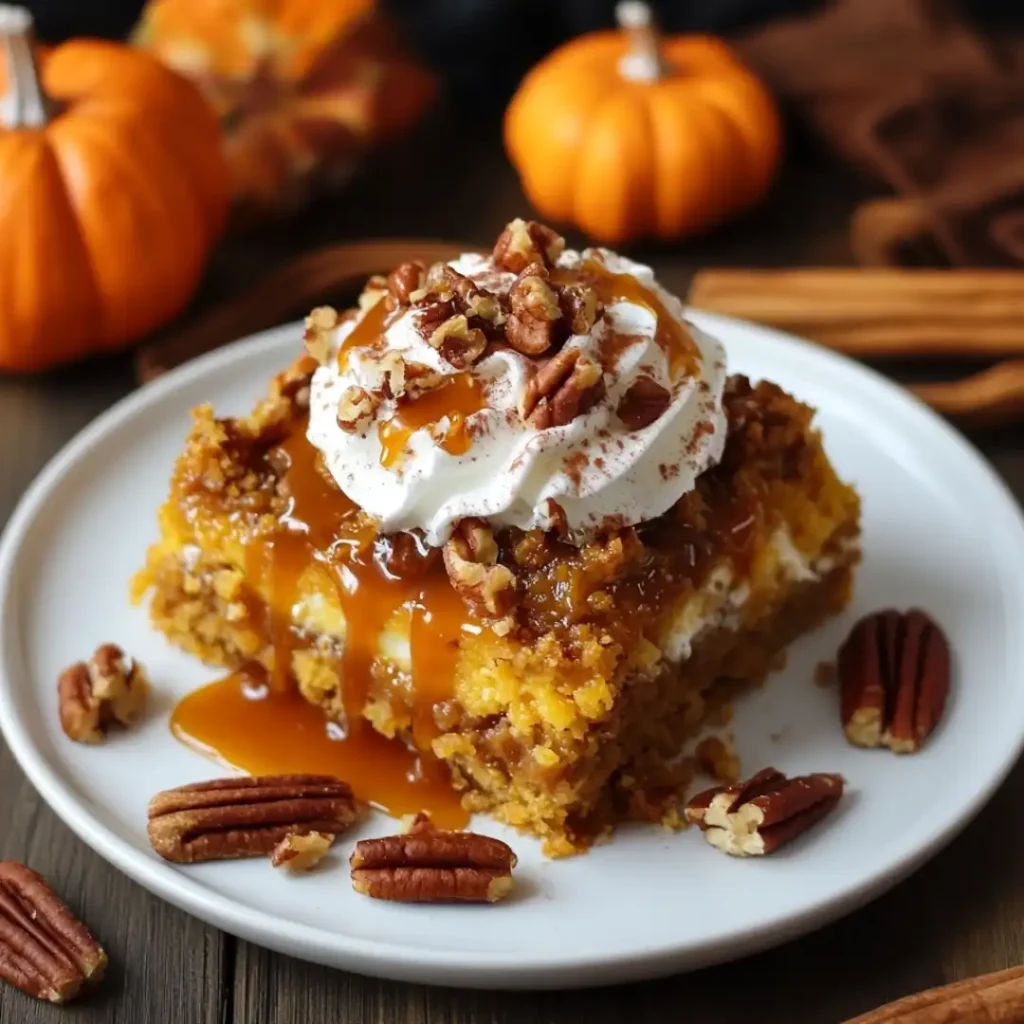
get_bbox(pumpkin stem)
[0,5,52,128]
[616,2,665,83]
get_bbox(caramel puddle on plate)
[171,667,468,830]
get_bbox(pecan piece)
[0,862,107,1003]
[386,261,425,306]
[557,280,601,335]
[336,385,378,434]
[617,375,672,430]
[303,306,339,364]
[375,530,440,580]
[58,643,149,744]
[505,264,564,356]
[493,218,565,273]
[428,314,487,369]
[350,828,516,903]
[520,349,605,430]
[358,275,389,312]
[147,775,360,864]
[443,519,517,621]
[838,609,950,753]
[270,831,335,872]
[685,768,844,857]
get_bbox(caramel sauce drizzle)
[335,297,393,371]
[555,260,701,378]
[170,415,473,827]
[378,373,485,468]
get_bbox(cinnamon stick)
[844,964,1024,1022]
[688,268,1024,359]
[135,239,480,383]
[911,360,1024,429]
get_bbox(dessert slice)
[133,219,860,855]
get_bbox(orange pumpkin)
[0,6,229,373]
[134,0,437,218]
[505,1,782,246]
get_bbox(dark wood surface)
[2,127,1024,1024]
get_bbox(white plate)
[2,315,1024,991]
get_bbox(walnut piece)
[351,826,516,903]
[271,830,335,872]
[493,218,565,273]
[58,643,149,744]
[358,275,389,312]
[427,314,487,369]
[558,280,601,335]
[303,306,338,364]
[336,385,378,434]
[443,519,517,620]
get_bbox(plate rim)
[2,313,1023,989]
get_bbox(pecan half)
[685,768,844,857]
[443,519,517,620]
[493,218,565,274]
[270,831,335,872]
[147,775,360,864]
[0,862,107,1003]
[617,375,672,430]
[303,306,338,364]
[505,264,565,355]
[336,385,378,434]
[427,314,487,369]
[350,828,516,902]
[838,609,951,754]
[58,643,149,745]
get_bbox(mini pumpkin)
[0,6,229,373]
[134,0,437,219]
[504,1,783,246]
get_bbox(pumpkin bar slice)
[133,219,860,856]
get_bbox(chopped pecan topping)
[524,351,605,430]
[386,261,425,306]
[0,861,107,1003]
[350,826,516,903]
[493,218,565,274]
[147,775,360,864]
[427,314,487,369]
[336,386,378,434]
[358,275,389,312]
[838,609,950,754]
[617,375,672,430]
[58,643,149,745]
[465,289,506,328]
[375,531,440,579]
[558,280,601,335]
[685,768,844,857]
[303,306,338,364]
[505,264,564,356]
[270,831,335,872]
[443,519,517,619]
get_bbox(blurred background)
[4,0,1024,409]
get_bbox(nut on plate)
[58,643,149,744]
[350,820,517,903]
[838,609,950,753]
[147,774,360,864]
[270,831,335,872]
[685,768,844,857]
[0,861,107,1003]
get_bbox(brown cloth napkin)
[735,0,1024,267]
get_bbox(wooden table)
[2,126,1023,1023]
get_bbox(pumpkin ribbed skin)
[0,40,229,372]
[504,32,782,246]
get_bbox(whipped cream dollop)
[306,247,727,547]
